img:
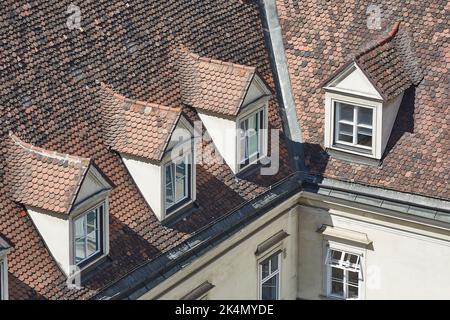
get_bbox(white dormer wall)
[242,74,271,106]
[26,165,111,276]
[73,166,112,206]
[324,62,404,160]
[197,113,238,172]
[197,74,271,174]
[121,155,163,218]
[327,64,382,100]
[121,116,194,221]
[27,207,71,275]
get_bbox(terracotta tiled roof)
[178,47,256,117]
[0,0,292,299]
[277,0,449,199]
[355,22,420,100]
[5,133,91,214]
[99,84,181,161]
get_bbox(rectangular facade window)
[165,154,191,212]
[74,204,103,265]
[326,248,362,299]
[334,102,373,150]
[259,252,281,300]
[239,108,265,168]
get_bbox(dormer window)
[178,48,272,174]
[164,154,192,214]
[239,108,266,169]
[334,102,374,152]
[99,83,196,221]
[322,22,420,160]
[5,133,113,277]
[74,203,105,266]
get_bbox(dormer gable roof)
[5,133,100,214]
[99,83,182,162]
[323,22,422,101]
[178,47,257,117]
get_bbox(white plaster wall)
[27,207,71,275]
[141,204,300,300]
[122,155,162,219]
[198,112,238,173]
[297,204,450,300]
[381,93,404,153]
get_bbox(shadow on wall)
[383,86,416,158]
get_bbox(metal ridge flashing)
[94,173,301,300]
[259,0,306,172]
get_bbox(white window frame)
[324,91,383,159]
[237,104,268,172]
[333,100,374,151]
[0,256,8,300]
[324,245,365,300]
[163,152,192,216]
[72,202,106,266]
[258,251,281,300]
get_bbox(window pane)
[338,103,354,122]
[165,165,174,207]
[357,126,372,136]
[348,284,359,299]
[270,254,279,273]
[261,275,278,300]
[74,216,85,238]
[358,107,373,126]
[86,232,98,256]
[259,110,264,129]
[86,210,97,234]
[338,122,353,143]
[261,259,270,279]
[175,161,187,202]
[348,270,359,286]
[357,133,372,147]
[338,123,353,136]
[248,129,258,156]
[331,280,344,296]
[345,253,359,266]
[240,120,248,161]
[75,238,85,262]
[331,250,342,261]
[331,267,344,281]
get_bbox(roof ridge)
[8,132,91,167]
[180,46,256,73]
[355,21,401,59]
[99,82,181,113]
